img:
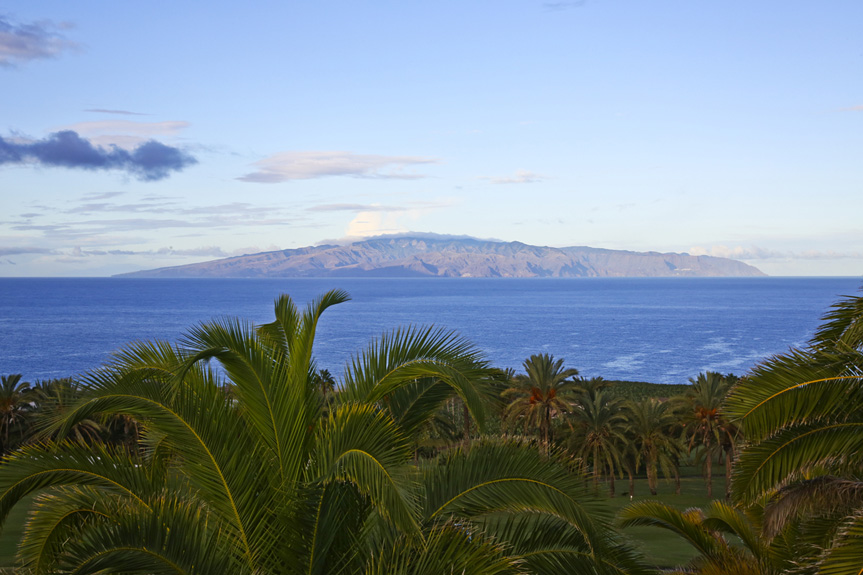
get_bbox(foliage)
[502,353,579,448]
[0,291,648,575]
[726,288,863,574]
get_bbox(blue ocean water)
[0,277,860,384]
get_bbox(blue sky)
[1,0,861,277]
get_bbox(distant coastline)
[116,236,765,279]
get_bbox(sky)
[1,1,862,277]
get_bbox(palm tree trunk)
[648,460,658,496]
[593,444,600,489]
[706,452,713,499]
[608,466,615,497]
[628,470,635,498]
[674,467,681,496]
[725,448,733,501]
[463,403,471,448]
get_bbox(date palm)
[503,353,579,449]
[568,386,627,494]
[677,372,734,499]
[624,399,681,496]
[0,291,648,575]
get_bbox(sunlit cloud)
[84,109,149,116]
[482,169,547,184]
[237,151,438,183]
[0,16,77,67]
[307,203,411,213]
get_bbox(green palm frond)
[365,521,522,575]
[58,492,241,575]
[340,325,493,435]
[480,513,654,575]
[811,290,863,350]
[312,402,420,536]
[421,439,617,563]
[732,419,863,503]
[619,501,725,561]
[819,509,863,575]
[0,443,156,526]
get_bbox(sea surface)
[1,277,860,384]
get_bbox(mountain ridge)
[115,236,765,278]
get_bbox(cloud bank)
[0,16,76,66]
[690,245,863,261]
[238,151,438,183]
[0,130,197,181]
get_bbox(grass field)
[603,465,730,569]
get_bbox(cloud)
[689,245,863,261]
[0,16,77,67]
[307,203,413,213]
[84,109,149,116]
[0,246,54,256]
[841,105,863,112]
[483,169,547,184]
[57,120,191,148]
[0,130,196,181]
[237,151,438,183]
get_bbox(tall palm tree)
[726,289,863,574]
[568,387,627,495]
[502,353,579,449]
[676,372,734,499]
[624,399,681,496]
[0,291,649,575]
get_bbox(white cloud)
[346,211,409,238]
[483,169,547,184]
[237,151,438,183]
[689,245,863,261]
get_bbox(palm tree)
[0,374,33,456]
[567,386,627,495]
[502,353,579,449]
[0,291,649,575]
[725,289,863,574]
[676,371,734,499]
[624,399,681,496]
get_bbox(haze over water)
[2,277,860,384]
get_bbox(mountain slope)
[115,237,765,278]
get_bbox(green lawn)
[0,494,34,568]
[600,466,730,569]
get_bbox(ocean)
[1,277,860,384]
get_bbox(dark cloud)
[0,16,77,66]
[0,246,54,256]
[0,131,197,181]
